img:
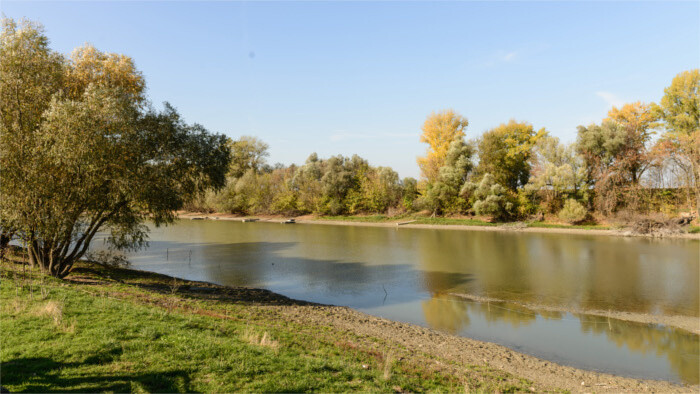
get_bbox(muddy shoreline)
[178,212,700,240]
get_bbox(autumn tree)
[525,135,587,212]
[476,120,545,191]
[576,120,635,213]
[0,18,64,256]
[652,69,700,216]
[605,102,659,184]
[0,18,230,277]
[417,110,469,182]
[419,138,474,215]
[227,136,270,178]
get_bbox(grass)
[318,214,613,230]
[526,222,610,230]
[688,226,700,234]
[1,256,535,393]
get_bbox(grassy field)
[1,257,535,393]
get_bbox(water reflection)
[114,220,699,384]
[420,294,699,384]
[414,229,699,316]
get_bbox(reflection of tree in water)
[422,295,698,385]
[413,228,699,317]
[578,314,699,385]
[422,296,470,334]
[422,296,539,334]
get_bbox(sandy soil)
[178,212,700,240]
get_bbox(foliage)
[466,174,515,221]
[652,69,700,216]
[417,138,475,215]
[576,120,633,214]
[227,135,270,178]
[557,199,587,225]
[417,110,469,182]
[525,135,587,213]
[476,120,545,191]
[0,18,230,277]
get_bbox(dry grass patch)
[34,300,63,326]
[382,351,394,381]
[243,327,280,351]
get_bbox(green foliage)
[558,199,588,224]
[227,136,270,178]
[417,138,474,215]
[468,174,515,221]
[401,177,419,211]
[652,69,700,216]
[0,18,230,277]
[525,135,587,213]
[653,70,699,136]
[476,120,545,191]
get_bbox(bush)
[467,174,515,221]
[558,199,587,224]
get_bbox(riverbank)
[178,212,700,239]
[2,259,694,392]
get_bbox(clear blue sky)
[2,1,699,178]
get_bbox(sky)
[2,1,699,178]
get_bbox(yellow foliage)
[65,44,146,103]
[417,109,468,182]
[606,101,659,141]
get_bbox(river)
[100,219,699,385]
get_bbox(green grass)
[1,259,535,393]
[526,222,610,230]
[411,217,496,226]
[688,226,700,234]
[320,215,394,223]
[318,214,613,230]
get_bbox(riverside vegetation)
[186,79,699,234]
[0,17,698,278]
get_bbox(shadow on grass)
[2,352,195,393]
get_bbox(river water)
[103,220,699,385]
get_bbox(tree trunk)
[0,231,12,260]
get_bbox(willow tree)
[0,18,229,277]
[0,18,64,256]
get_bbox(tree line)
[0,18,697,278]
[192,71,699,223]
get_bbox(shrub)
[558,199,587,224]
[468,174,515,221]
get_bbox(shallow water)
[99,220,700,384]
